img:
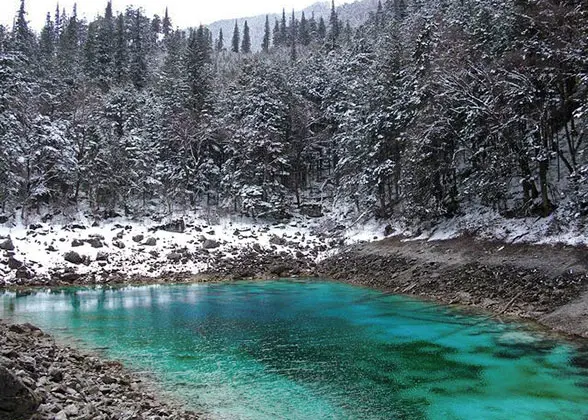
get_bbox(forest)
[0,0,587,224]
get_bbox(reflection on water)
[1,281,587,419]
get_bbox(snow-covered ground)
[0,210,341,285]
[2,204,587,286]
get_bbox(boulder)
[132,235,144,243]
[299,203,324,218]
[202,239,220,250]
[8,257,23,270]
[112,240,126,249]
[166,252,182,262]
[0,365,41,420]
[86,238,104,248]
[64,251,84,265]
[0,237,14,251]
[143,237,157,246]
[269,236,286,246]
[96,252,109,262]
[71,239,84,247]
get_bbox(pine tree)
[328,0,340,49]
[216,28,224,52]
[308,12,318,40]
[13,0,36,57]
[162,7,172,36]
[185,25,212,113]
[272,19,281,47]
[262,15,270,53]
[0,25,6,53]
[375,0,384,27]
[290,10,297,62]
[96,1,115,84]
[241,21,251,53]
[299,12,310,46]
[318,17,327,40]
[279,9,287,45]
[57,4,81,77]
[129,10,147,89]
[231,21,240,53]
[394,0,407,21]
[39,12,56,64]
[113,13,127,83]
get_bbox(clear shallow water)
[1,281,587,419]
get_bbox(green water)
[1,281,587,419]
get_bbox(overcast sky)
[0,0,348,30]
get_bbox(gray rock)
[0,237,15,251]
[166,252,182,262]
[143,237,157,246]
[15,266,34,280]
[64,251,84,265]
[132,235,144,243]
[8,256,23,270]
[202,239,220,249]
[269,236,286,246]
[113,240,126,249]
[87,238,104,248]
[96,252,109,262]
[71,239,84,248]
[0,365,41,419]
[48,367,64,383]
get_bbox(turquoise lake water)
[1,280,587,419]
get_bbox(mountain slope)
[206,0,379,52]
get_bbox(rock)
[252,243,263,253]
[87,238,104,248]
[299,203,323,218]
[384,224,394,237]
[132,235,144,243]
[54,410,68,420]
[46,245,57,252]
[96,252,109,262]
[60,272,80,283]
[0,365,41,419]
[202,239,220,250]
[71,239,85,247]
[64,251,84,265]
[163,219,185,233]
[269,236,286,246]
[0,237,15,251]
[8,256,23,270]
[143,237,157,246]
[166,252,182,262]
[15,266,34,280]
[113,240,126,249]
[28,223,43,230]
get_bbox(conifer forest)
[1,0,587,224]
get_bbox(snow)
[0,210,330,285]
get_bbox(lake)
[1,280,587,419]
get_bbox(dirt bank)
[317,235,588,338]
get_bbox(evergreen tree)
[262,15,270,53]
[113,13,127,83]
[96,1,115,84]
[272,19,281,47]
[318,17,327,40]
[299,12,310,46]
[279,9,288,45]
[290,10,297,62]
[231,21,240,53]
[241,21,251,54]
[162,7,172,36]
[57,4,81,77]
[394,0,407,21]
[0,25,6,53]
[328,0,340,49]
[185,25,212,113]
[308,12,318,40]
[39,12,56,65]
[129,10,147,89]
[13,0,36,57]
[216,28,224,52]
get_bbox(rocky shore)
[317,236,588,338]
[0,321,201,420]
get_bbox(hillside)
[206,0,379,51]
